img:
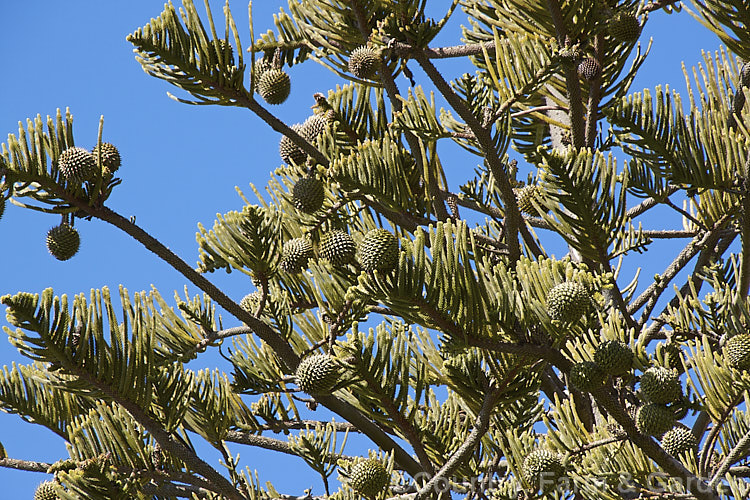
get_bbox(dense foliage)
[2,1,750,499]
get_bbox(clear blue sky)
[0,1,723,497]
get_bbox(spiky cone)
[34,481,59,500]
[292,176,325,214]
[240,291,264,313]
[514,185,546,216]
[569,361,606,392]
[46,223,80,261]
[640,366,682,404]
[608,12,641,42]
[348,458,390,498]
[280,238,313,273]
[300,113,331,142]
[359,228,399,273]
[211,39,234,66]
[295,353,339,395]
[279,124,308,165]
[546,282,591,323]
[661,425,698,457]
[522,449,565,492]
[58,146,97,184]
[320,230,356,266]
[636,403,676,438]
[92,142,121,175]
[577,57,601,81]
[257,68,290,105]
[252,57,273,89]
[348,46,379,80]
[725,334,750,370]
[594,340,633,376]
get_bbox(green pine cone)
[58,146,97,183]
[726,334,750,370]
[280,237,313,273]
[211,39,234,66]
[240,291,263,313]
[640,366,682,404]
[34,481,59,500]
[320,230,356,266]
[300,113,330,143]
[608,12,640,42]
[546,282,591,322]
[257,68,291,105]
[522,449,564,492]
[279,124,308,165]
[594,340,633,376]
[92,142,122,175]
[514,185,546,216]
[636,403,676,437]
[577,57,601,81]
[569,361,606,392]
[661,425,698,457]
[292,176,325,214]
[295,353,339,395]
[348,458,390,498]
[46,223,81,261]
[359,229,399,272]
[348,46,379,80]
[253,57,273,89]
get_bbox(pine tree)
[3,1,750,499]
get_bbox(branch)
[414,386,503,500]
[410,49,522,261]
[709,426,750,489]
[591,387,719,500]
[0,457,52,473]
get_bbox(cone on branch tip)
[295,353,339,395]
[320,230,357,266]
[359,229,399,272]
[348,458,390,498]
[46,223,80,261]
[577,57,601,81]
[661,425,698,457]
[92,142,121,175]
[279,124,308,165]
[240,291,264,313]
[514,184,547,216]
[640,366,682,404]
[636,403,676,437]
[292,176,325,214]
[348,46,379,80]
[522,449,565,492]
[608,12,640,42]
[280,237,313,273]
[726,334,750,370]
[257,68,290,105]
[594,340,633,376]
[34,481,59,500]
[58,147,97,183]
[546,282,591,322]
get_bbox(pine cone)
[46,223,81,261]
[661,425,698,457]
[522,449,565,492]
[636,403,675,437]
[92,142,121,175]
[291,176,325,214]
[348,46,379,80]
[34,481,59,500]
[608,12,641,43]
[295,353,339,395]
[726,334,750,370]
[569,361,606,392]
[58,147,97,183]
[257,68,291,105]
[577,57,601,81]
[546,282,591,322]
[348,458,390,498]
[359,228,399,272]
[594,340,633,376]
[279,124,308,165]
[280,237,313,273]
[640,366,682,404]
[320,230,356,266]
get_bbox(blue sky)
[0,1,726,497]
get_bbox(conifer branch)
[543,0,585,148]
[584,34,604,148]
[0,457,52,473]
[699,392,743,477]
[629,223,726,319]
[410,49,522,261]
[414,386,503,500]
[709,425,750,489]
[626,186,681,219]
[591,387,719,500]
[738,154,750,297]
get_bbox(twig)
[0,457,52,473]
